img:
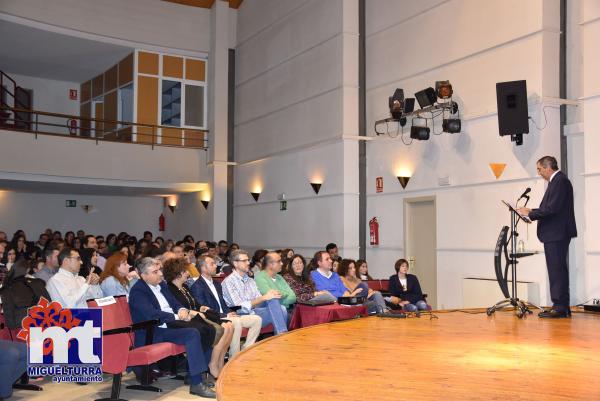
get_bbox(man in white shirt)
[191,255,262,357]
[46,247,103,308]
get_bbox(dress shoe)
[538,309,570,318]
[190,383,216,398]
[204,372,217,387]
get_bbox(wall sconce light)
[165,196,177,213]
[201,200,209,209]
[397,176,411,189]
[250,192,261,202]
[310,182,322,194]
[81,204,95,213]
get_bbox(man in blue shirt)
[310,251,356,298]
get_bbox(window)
[184,84,204,127]
[161,80,181,127]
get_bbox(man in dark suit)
[519,156,577,318]
[129,257,215,398]
[190,255,261,357]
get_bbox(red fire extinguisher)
[159,214,165,232]
[369,217,379,245]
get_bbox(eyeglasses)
[68,256,81,261]
[236,259,250,263]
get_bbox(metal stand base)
[487,297,544,318]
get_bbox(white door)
[404,197,437,308]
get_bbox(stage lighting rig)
[374,80,461,144]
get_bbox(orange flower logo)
[17,297,82,355]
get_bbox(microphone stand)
[487,195,544,318]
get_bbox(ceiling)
[0,20,133,82]
[163,0,244,9]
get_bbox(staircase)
[0,70,32,129]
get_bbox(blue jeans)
[0,340,28,398]
[404,300,429,312]
[253,299,288,334]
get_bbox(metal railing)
[0,105,208,149]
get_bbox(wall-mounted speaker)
[496,80,529,137]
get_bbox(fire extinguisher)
[369,217,379,245]
[159,214,165,232]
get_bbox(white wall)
[0,0,211,53]
[233,0,359,257]
[0,190,162,240]
[365,0,563,308]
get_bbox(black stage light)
[436,80,453,99]
[410,125,430,140]
[388,88,405,119]
[442,118,461,133]
[404,98,415,113]
[414,87,437,109]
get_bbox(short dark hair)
[84,235,95,247]
[394,258,409,273]
[143,231,153,237]
[58,247,76,266]
[162,257,189,283]
[537,156,558,171]
[43,246,58,261]
[310,251,328,269]
[183,245,194,253]
[326,243,337,251]
[218,240,228,246]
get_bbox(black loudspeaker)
[496,80,529,136]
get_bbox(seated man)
[254,252,296,310]
[222,250,288,335]
[129,257,215,398]
[46,247,103,308]
[34,246,60,283]
[191,255,262,357]
[310,251,357,298]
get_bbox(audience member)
[222,250,288,335]
[282,254,336,304]
[13,235,29,261]
[249,249,268,277]
[128,257,215,398]
[64,231,75,248]
[310,251,356,298]
[326,242,342,263]
[191,256,262,357]
[79,248,102,278]
[46,247,103,308]
[338,259,387,313]
[163,258,233,379]
[254,252,296,310]
[106,233,118,252]
[357,259,373,281]
[99,252,138,297]
[34,246,60,282]
[0,340,28,400]
[388,258,428,312]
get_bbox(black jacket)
[529,171,577,243]
[388,274,424,304]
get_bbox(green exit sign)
[66,200,77,207]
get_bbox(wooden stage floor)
[217,310,600,401]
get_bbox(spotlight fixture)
[397,176,411,189]
[201,200,209,209]
[410,118,430,140]
[310,182,322,195]
[168,205,176,213]
[414,87,437,109]
[442,118,461,133]
[436,80,453,99]
[250,192,260,202]
[388,88,405,120]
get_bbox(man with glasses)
[254,252,296,310]
[222,250,288,335]
[46,247,103,308]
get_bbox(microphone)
[518,187,531,200]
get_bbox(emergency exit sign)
[66,200,77,207]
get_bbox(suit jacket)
[528,171,577,243]
[190,276,231,317]
[388,274,424,305]
[129,279,184,346]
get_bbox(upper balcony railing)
[0,105,208,150]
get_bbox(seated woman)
[388,258,428,312]
[338,259,387,313]
[356,259,374,281]
[99,252,139,297]
[282,255,336,303]
[163,257,233,379]
[80,248,103,278]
